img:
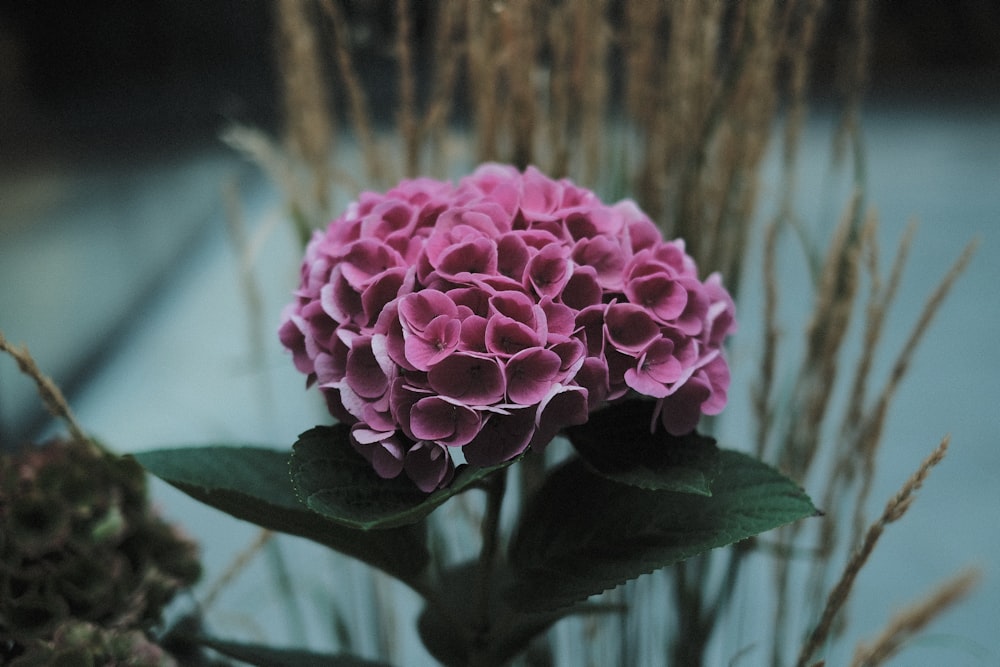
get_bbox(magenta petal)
[462,409,535,466]
[698,355,730,415]
[643,338,682,383]
[313,351,344,386]
[624,367,668,398]
[389,379,430,439]
[340,239,405,289]
[278,313,314,375]
[485,316,540,357]
[703,272,738,346]
[361,267,408,327]
[370,441,406,479]
[496,233,530,281]
[404,441,456,492]
[561,265,603,310]
[489,290,538,325]
[526,243,571,298]
[320,269,363,325]
[436,237,498,280]
[505,347,562,405]
[548,337,586,376]
[604,303,660,353]
[399,290,458,334]
[540,298,576,337]
[531,384,589,450]
[345,337,390,399]
[572,235,625,290]
[427,352,506,405]
[658,379,712,436]
[575,303,608,357]
[350,425,405,479]
[409,396,481,447]
[574,357,610,411]
[520,166,562,219]
[403,316,462,370]
[447,286,493,317]
[673,280,710,336]
[351,425,397,445]
[625,273,688,323]
[459,316,488,353]
[623,338,683,398]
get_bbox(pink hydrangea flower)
[280,164,736,491]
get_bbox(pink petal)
[409,396,482,447]
[526,243,571,298]
[403,315,462,370]
[604,303,660,353]
[435,237,499,281]
[560,265,603,310]
[398,290,458,334]
[405,441,456,492]
[485,316,540,357]
[462,409,535,466]
[657,379,712,436]
[531,384,589,450]
[625,273,688,323]
[572,235,626,290]
[505,347,562,405]
[427,353,506,405]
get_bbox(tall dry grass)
[219,1,977,665]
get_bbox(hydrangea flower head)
[280,164,736,491]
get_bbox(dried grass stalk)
[201,528,276,611]
[755,217,782,457]
[465,1,503,163]
[274,0,334,215]
[419,1,466,178]
[395,0,419,176]
[0,330,89,447]
[796,437,950,667]
[849,238,978,545]
[778,192,863,481]
[319,0,385,184]
[849,569,980,667]
[834,0,872,165]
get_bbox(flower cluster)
[280,164,735,491]
[5,621,179,667]
[0,439,201,663]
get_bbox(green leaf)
[564,399,720,494]
[133,446,429,583]
[290,425,518,530]
[199,637,393,667]
[417,562,622,667]
[506,449,817,612]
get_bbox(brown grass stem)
[201,528,276,612]
[848,568,980,667]
[796,436,950,667]
[395,0,419,176]
[319,0,385,185]
[755,218,782,458]
[274,0,334,216]
[0,330,90,448]
[849,238,978,546]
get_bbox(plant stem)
[670,555,713,666]
[471,468,508,664]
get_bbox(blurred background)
[3,1,999,444]
[1,2,999,665]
